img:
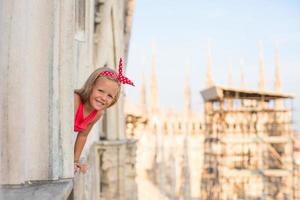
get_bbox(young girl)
[74,58,134,173]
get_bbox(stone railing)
[72,139,137,200]
[97,139,137,200]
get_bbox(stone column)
[0,0,75,184]
[58,0,76,178]
[1,0,53,184]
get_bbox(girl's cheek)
[108,99,113,106]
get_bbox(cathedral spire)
[228,60,233,87]
[184,61,191,116]
[274,43,282,92]
[139,70,147,114]
[240,59,246,89]
[206,42,214,88]
[150,43,159,113]
[258,41,266,91]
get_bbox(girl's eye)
[108,95,113,99]
[98,89,104,93]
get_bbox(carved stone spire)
[139,71,147,115]
[274,44,282,92]
[258,41,266,91]
[206,43,214,87]
[184,63,191,116]
[150,43,159,114]
[240,59,246,89]
[228,61,233,87]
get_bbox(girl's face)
[89,77,119,111]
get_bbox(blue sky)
[125,0,300,130]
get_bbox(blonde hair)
[75,67,121,108]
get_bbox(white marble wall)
[0,0,75,184]
[1,1,137,199]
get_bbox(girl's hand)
[74,162,88,174]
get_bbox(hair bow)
[99,58,135,86]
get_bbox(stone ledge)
[0,179,73,200]
[95,139,137,147]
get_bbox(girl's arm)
[74,111,102,162]
[74,122,95,163]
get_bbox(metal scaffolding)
[200,85,294,200]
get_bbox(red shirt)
[74,101,98,132]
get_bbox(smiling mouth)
[96,99,105,106]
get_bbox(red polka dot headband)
[99,58,135,86]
